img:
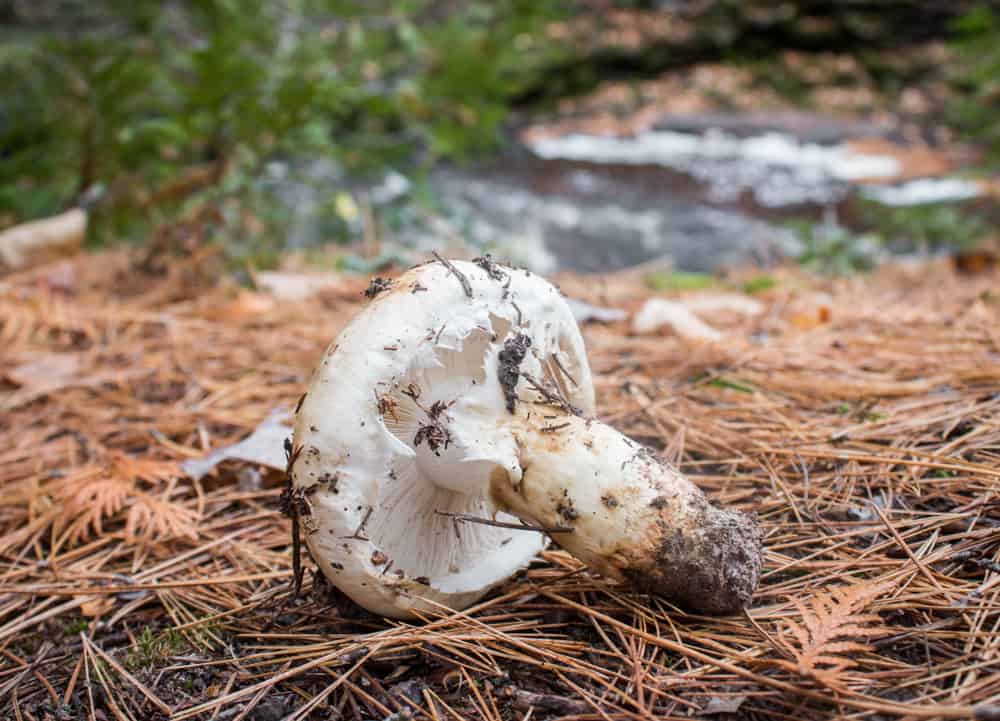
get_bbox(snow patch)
[529,130,901,207]
[861,177,982,206]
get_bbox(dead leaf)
[952,249,997,275]
[125,494,200,543]
[1,355,146,412]
[787,293,834,330]
[59,476,134,545]
[566,297,627,323]
[200,290,276,321]
[701,695,747,715]
[181,408,291,480]
[632,298,723,341]
[4,353,81,388]
[683,293,763,316]
[255,271,349,301]
[789,306,832,329]
[773,581,889,690]
[77,596,114,617]
[0,208,87,271]
[41,261,77,294]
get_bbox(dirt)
[497,333,532,413]
[413,420,451,455]
[364,276,393,299]
[623,493,763,614]
[473,254,508,282]
[555,489,579,522]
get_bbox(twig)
[341,507,374,541]
[432,251,472,298]
[434,511,574,534]
[522,372,582,416]
[540,422,571,433]
[551,353,579,388]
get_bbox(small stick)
[432,251,472,298]
[551,353,579,388]
[540,422,571,434]
[282,439,305,595]
[523,372,582,417]
[291,514,303,594]
[511,300,523,325]
[341,507,373,541]
[434,511,574,534]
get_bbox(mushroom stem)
[490,411,762,614]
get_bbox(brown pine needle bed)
[2,250,999,720]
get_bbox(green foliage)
[742,275,777,294]
[690,371,755,393]
[746,58,812,107]
[787,219,880,275]
[0,1,568,244]
[125,625,185,670]
[63,618,90,636]
[644,270,716,291]
[950,5,1000,162]
[707,376,755,393]
[861,200,988,253]
[789,198,987,278]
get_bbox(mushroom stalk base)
[489,412,762,614]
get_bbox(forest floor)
[2,249,1000,720]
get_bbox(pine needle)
[1,250,997,720]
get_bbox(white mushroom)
[291,256,761,619]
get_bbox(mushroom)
[291,257,762,619]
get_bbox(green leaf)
[742,275,777,294]
[645,271,716,292]
[706,377,756,394]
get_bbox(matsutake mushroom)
[290,256,762,619]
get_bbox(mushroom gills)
[358,320,545,596]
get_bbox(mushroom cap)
[291,259,595,618]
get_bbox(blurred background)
[2,0,998,277]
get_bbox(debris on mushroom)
[291,257,762,619]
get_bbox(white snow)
[862,177,982,206]
[529,129,902,207]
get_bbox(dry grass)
[1,249,999,720]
